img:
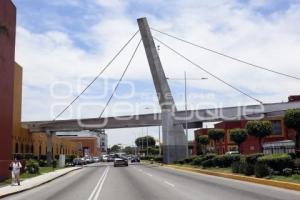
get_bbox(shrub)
[282,168,293,177]
[38,159,47,167]
[202,159,214,168]
[294,159,300,169]
[183,157,194,164]
[245,153,264,165]
[191,156,203,166]
[52,159,57,168]
[154,156,163,162]
[231,161,240,173]
[26,159,39,174]
[178,160,185,165]
[257,154,294,173]
[254,162,270,178]
[239,160,255,176]
[212,154,241,168]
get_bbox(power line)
[53,30,139,121]
[153,37,263,104]
[151,27,300,81]
[99,39,142,118]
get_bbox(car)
[225,151,240,155]
[73,158,86,165]
[102,155,108,162]
[114,158,128,167]
[93,157,100,162]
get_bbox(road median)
[164,164,300,192]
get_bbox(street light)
[166,72,208,157]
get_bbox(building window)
[31,145,34,154]
[271,120,282,136]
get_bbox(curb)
[0,167,82,199]
[164,165,300,192]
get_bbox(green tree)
[208,129,225,154]
[229,128,248,153]
[110,145,121,153]
[284,109,300,150]
[135,136,156,149]
[196,136,209,155]
[246,120,273,152]
[123,146,135,155]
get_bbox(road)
[4,163,300,200]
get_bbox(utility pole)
[146,127,149,156]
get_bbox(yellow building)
[12,63,81,159]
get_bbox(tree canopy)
[246,120,272,139]
[197,136,209,145]
[123,146,135,155]
[284,109,300,149]
[135,136,156,148]
[110,145,121,153]
[229,128,248,152]
[208,129,225,141]
[230,128,248,145]
[246,120,272,152]
[284,109,300,131]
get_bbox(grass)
[269,174,300,184]
[0,167,59,187]
[173,163,300,184]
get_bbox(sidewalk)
[0,166,82,198]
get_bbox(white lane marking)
[164,180,175,187]
[93,167,110,200]
[88,167,109,200]
[145,173,153,177]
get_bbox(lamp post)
[166,72,207,157]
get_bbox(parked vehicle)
[93,157,100,162]
[225,151,240,155]
[114,158,128,167]
[73,158,86,165]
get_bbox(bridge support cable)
[99,39,142,118]
[53,30,139,121]
[153,37,263,104]
[151,28,300,81]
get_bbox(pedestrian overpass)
[22,18,300,164]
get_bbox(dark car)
[114,158,128,167]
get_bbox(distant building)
[193,97,298,155]
[56,129,108,156]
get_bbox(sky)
[12,0,300,146]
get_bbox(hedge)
[257,154,294,173]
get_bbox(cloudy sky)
[13,0,300,146]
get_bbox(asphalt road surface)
[4,163,300,200]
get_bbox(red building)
[193,116,297,155]
[0,0,16,181]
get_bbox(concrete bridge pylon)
[137,17,187,163]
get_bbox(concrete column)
[137,17,187,163]
[46,130,55,166]
[0,0,16,181]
